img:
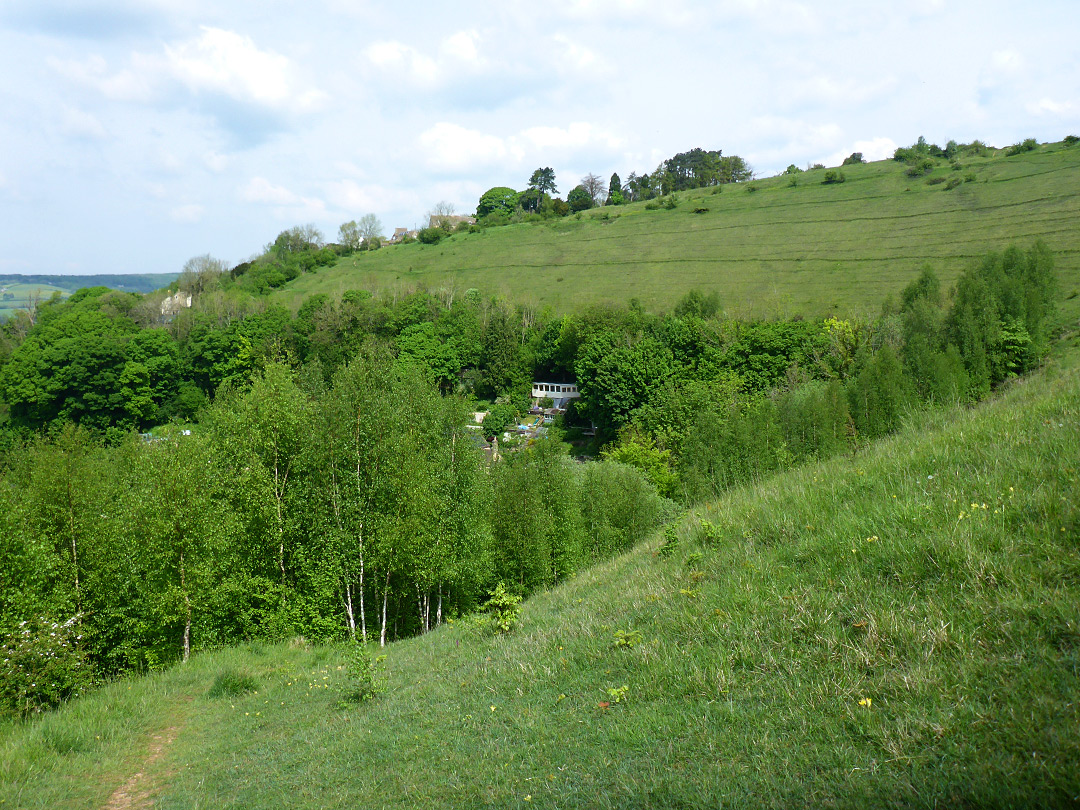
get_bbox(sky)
[1,0,1078,276]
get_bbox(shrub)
[842,152,865,165]
[784,164,802,174]
[822,170,846,184]
[417,227,444,245]
[661,195,678,209]
[344,644,386,702]
[1006,138,1038,156]
[0,615,93,718]
[208,669,260,698]
[1064,135,1080,146]
[810,163,825,170]
[944,175,963,190]
[482,583,522,634]
[926,176,946,185]
[906,158,935,177]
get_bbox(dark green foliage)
[847,345,914,440]
[344,645,385,701]
[475,187,520,219]
[776,380,851,461]
[207,669,259,698]
[906,158,935,177]
[1006,138,1039,156]
[946,241,1056,393]
[678,396,792,501]
[567,185,594,211]
[673,289,721,319]
[822,170,845,184]
[0,614,92,717]
[1064,135,1079,146]
[842,152,865,165]
[529,167,558,197]
[417,227,444,245]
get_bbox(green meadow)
[3,333,1077,809]
[276,141,1080,321]
[0,283,67,320]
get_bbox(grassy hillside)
[4,339,1077,808]
[275,141,1080,322]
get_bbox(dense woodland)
[0,237,1058,717]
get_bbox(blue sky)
[1,0,1078,276]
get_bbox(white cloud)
[519,122,624,152]
[552,34,605,72]
[241,176,301,205]
[204,152,230,172]
[821,136,897,168]
[50,28,325,113]
[783,73,898,107]
[417,122,511,172]
[165,27,324,110]
[417,121,627,174]
[239,177,326,220]
[365,40,441,85]
[441,30,484,66]
[49,53,156,101]
[324,180,419,216]
[990,48,1024,74]
[60,106,107,139]
[1027,98,1076,117]
[170,204,204,223]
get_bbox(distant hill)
[0,273,178,295]
[0,273,178,319]
[274,140,1080,321]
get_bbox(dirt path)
[103,709,187,810]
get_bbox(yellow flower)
[858,697,871,708]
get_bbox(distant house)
[160,290,193,322]
[388,227,418,244]
[428,214,476,230]
[531,381,580,410]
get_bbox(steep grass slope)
[3,342,1078,809]
[277,142,1080,320]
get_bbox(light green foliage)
[613,628,642,648]
[344,644,385,701]
[601,427,678,498]
[482,583,522,634]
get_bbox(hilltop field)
[275,141,1080,322]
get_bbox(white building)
[531,381,580,410]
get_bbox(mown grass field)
[4,335,1077,809]
[276,142,1080,322]
[0,283,67,321]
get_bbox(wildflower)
[858,697,871,707]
